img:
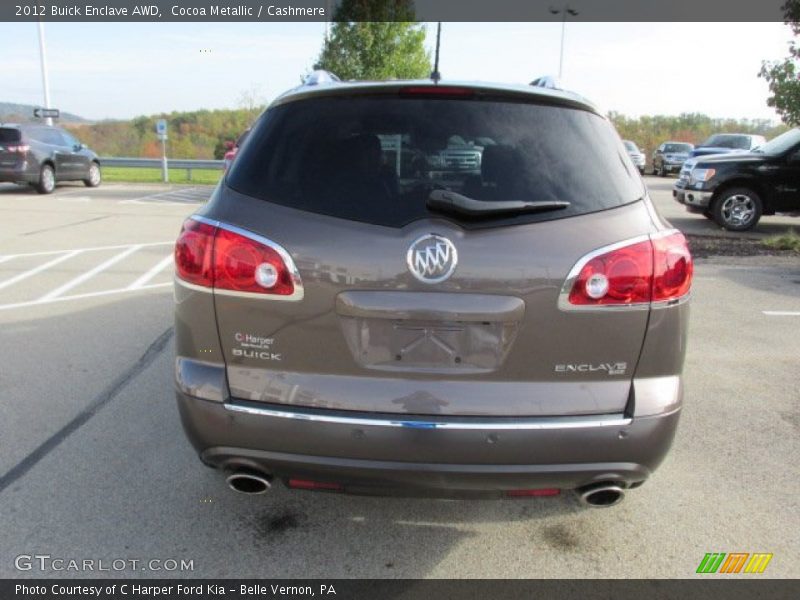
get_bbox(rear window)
[0,128,22,143]
[664,143,691,153]
[702,134,750,149]
[227,95,644,228]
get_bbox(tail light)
[6,144,30,154]
[174,220,215,287]
[562,231,692,309]
[174,217,301,298]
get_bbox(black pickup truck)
[673,128,800,231]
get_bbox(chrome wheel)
[38,165,55,194]
[86,163,101,187]
[720,193,756,228]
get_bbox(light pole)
[36,21,53,126]
[549,5,579,80]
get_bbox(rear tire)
[36,164,55,194]
[712,187,762,231]
[83,162,101,187]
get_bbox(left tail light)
[7,144,30,154]
[174,217,301,299]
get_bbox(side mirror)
[74,143,86,151]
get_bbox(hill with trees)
[609,112,788,166]
[0,102,89,124]
[63,106,262,160]
[4,102,784,164]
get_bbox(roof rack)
[529,76,561,90]
[303,70,341,86]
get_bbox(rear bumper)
[673,184,713,209]
[0,163,36,184]
[176,388,681,495]
[659,162,683,173]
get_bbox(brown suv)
[173,76,693,507]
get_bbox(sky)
[0,21,792,122]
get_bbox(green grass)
[763,228,800,252]
[101,166,221,185]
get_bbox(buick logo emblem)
[407,234,458,283]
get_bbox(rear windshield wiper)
[427,189,570,217]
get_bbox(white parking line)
[119,187,211,205]
[127,254,173,290]
[0,241,172,260]
[0,282,171,312]
[38,245,143,301]
[762,311,800,316]
[119,189,184,204]
[0,250,82,292]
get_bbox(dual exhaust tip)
[226,469,626,507]
[226,469,272,495]
[577,482,625,508]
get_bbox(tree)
[759,0,800,124]
[313,0,431,80]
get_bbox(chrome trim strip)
[224,402,632,430]
[651,292,691,310]
[557,228,689,312]
[174,277,212,294]
[187,215,304,302]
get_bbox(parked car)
[0,123,100,193]
[173,76,693,506]
[673,127,800,231]
[689,133,766,159]
[222,128,251,173]
[623,140,646,174]
[652,141,693,177]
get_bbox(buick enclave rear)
[173,78,692,506]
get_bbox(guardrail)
[100,157,224,181]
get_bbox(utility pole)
[36,21,53,126]
[549,5,579,80]
[325,0,332,40]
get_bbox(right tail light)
[562,230,692,309]
[174,217,302,299]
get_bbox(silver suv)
[173,77,693,507]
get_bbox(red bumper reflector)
[288,478,344,492]
[506,488,561,497]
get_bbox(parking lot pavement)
[0,182,798,578]
[644,175,798,238]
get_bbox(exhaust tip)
[577,483,625,508]
[226,470,272,495]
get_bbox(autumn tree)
[759,0,800,124]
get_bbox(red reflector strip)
[288,478,344,492]
[506,488,561,497]
[399,86,474,97]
